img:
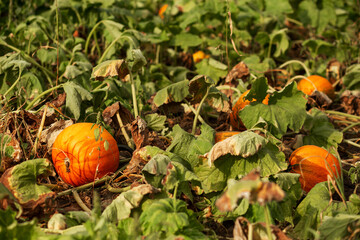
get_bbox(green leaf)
[170,33,202,48]
[206,87,231,112]
[343,64,360,90]
[239,78,307,138]
[140,198,205,238]
[195,139,287,193]
[319,214,360,240]
[128,49,147,73]
[167,124,214,169]
[63,81,93,120]
[265,0,293,20]
[102,20,124,39]
[302,108,343,149]
[153,80,190,107]
[195,58,228,84]
[0,208,39,240]
[101,184,158,223]
[294,182,359,238]
[0,159,55,214]
[188,75,214,104]
[144,113,166,131]
[270,173,302,225]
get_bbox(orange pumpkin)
[229,90,269,130]
[289,145,341,192]
[297,75,335,99]
[215,131,242,143]
[158,4,168,19]
[193,50,210,63]
[52,123,119,186]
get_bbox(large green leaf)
[195,58,228,84]
[140,198,205,238]
[153,80,190,107]
[294,182,359,239]
[319,214,360,240]
[194,139,287,193]
[166,124,214,169]
[63,81,93,120]
[302,108,343,149]
[239,78,307,138]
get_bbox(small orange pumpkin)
[158,4,168,19]
[193,50,210,63]
[229,90,269,130]
[215,131,242,143]
[289,145,341,192]
[52,123,119,186]
[297,75,335,99]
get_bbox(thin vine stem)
[216,85,242,96]
[130,72,139,118]
[2,69,22,100]
[192,87,210,135]
[263,204,273,240]
[25,84,64,110]
[325,110,360,120]
[279,59,311,77]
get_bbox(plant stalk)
[192,87,210,135]
[25,84,64,110]
[263,204,273,240]
[116,112,134,149]
[129,72,139,118]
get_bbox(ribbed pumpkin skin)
[297,75,335,99]
[289,145,341,192]
[229,90,269,130]
[215,131,242,143]
[52,123,119,186]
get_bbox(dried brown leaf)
[131,116,150,149]
[40,120,74,149]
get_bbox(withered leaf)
[40,120,74,150]
[216,170,285,211]
[0,159,56,217]
[102,101,135,127]
[225,62,249,86]
[131,116,150,149]
[91,59,129,81]
[205,130,267,166]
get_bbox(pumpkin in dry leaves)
[52,123,119,186]
[289,145,341,192]
[297,75,335,99]
[229,89,270,130]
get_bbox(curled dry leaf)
[91,59,129,81]
[223,62,249,99]
[216,170,285,211]
[102,102,135,129]
[40,119,74,150]
[205,131,267,167]
[131,116,150,149]
[340,90,360,115]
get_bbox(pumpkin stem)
[64,158,70,173]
